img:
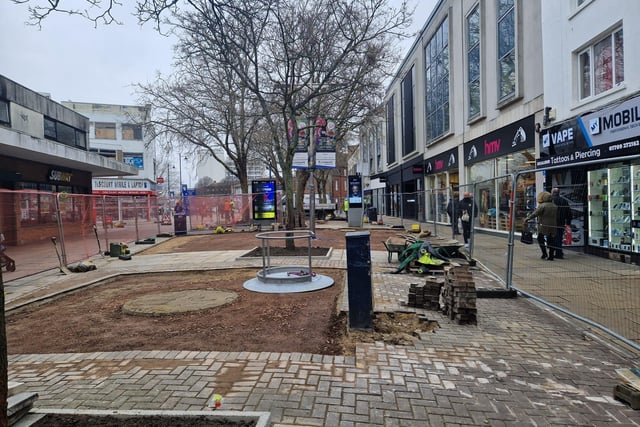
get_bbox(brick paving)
[5,223,640,425]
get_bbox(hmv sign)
[425,146,458,175]
[463,115,535,165]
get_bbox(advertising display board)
[348,175,363,207]
[252,180,277,221]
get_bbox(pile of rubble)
[404,265,477,325]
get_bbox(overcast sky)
[0,0,437,106]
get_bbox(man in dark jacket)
[458,192,478,247]
[551,187,571,259]
[447,196,460,235]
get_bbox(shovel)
[93,224,104,257]
[51,236,71,275]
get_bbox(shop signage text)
[425,147,458,175]
[48,169,73,183]
[537,95,640,167]
[92,178,153,195]
[464,115,535,165]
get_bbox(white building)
[61,101,155,197]
[539,0,640,261]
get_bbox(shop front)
[401,156,425,221]
[0,155,94,245]
[425,146,459,224]
[368,154,425,221]
[464,115,537,233]
[536,95,640,263]
[0,73,138,246]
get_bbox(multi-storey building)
[61,101,155,198]
[539,0,640,262]
[361,0,640,262]
[368,0,543,231]
[0,75,136,245]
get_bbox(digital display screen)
[252,180,276,220]
[348,175,362,207]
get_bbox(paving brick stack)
[440,265,477,325]
[406,277,443,310]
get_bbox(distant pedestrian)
[458,192,478,248]
[343,199,349,221]
[524,191,558,260]
[447,196,460,235]
[551,187,571,259]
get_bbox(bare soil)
[141,226,414,254]
[32,414,255,427]
[7,227,435,357]
[8,228,438,426]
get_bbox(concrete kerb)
[15,409,271,427]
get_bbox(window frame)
[386,95,396,165]
[496,0,517,103]
[122,123,143,140]
[424,15,450,143]
[401,66,416,156]
[466,4,482,121]
[578,27,624,101]
[0,99,10,125]
[94,122,117,140]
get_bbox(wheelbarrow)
[428,238,474,264]
[382,234,417,262]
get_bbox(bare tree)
[11,0,412,231]
[137,54,260,199]
[165,0,411,233]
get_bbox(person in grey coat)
[524,191,558,260]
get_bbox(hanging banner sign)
[291,117,309,169]
[315,117,336,169]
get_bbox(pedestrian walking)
[524,191,558,260]
[458,192,478,248]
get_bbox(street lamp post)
[309,117,317,233]
[179,156,183,194]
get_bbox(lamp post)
[179,156,183,194]
[167,164,171,208]
[309,117,317,233]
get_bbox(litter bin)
[174,214,187,235]
[345,231,373,329]
[367,206,378,224]
[109,243,122,257]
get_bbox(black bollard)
[345,231,374,329]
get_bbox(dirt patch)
[32,414,254,427]
[8,228,439,357]
[240,246,330,257]
[7,271,436,356]
[140,228,420,255]
[7,270,345,355]
[343,312,440,347]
